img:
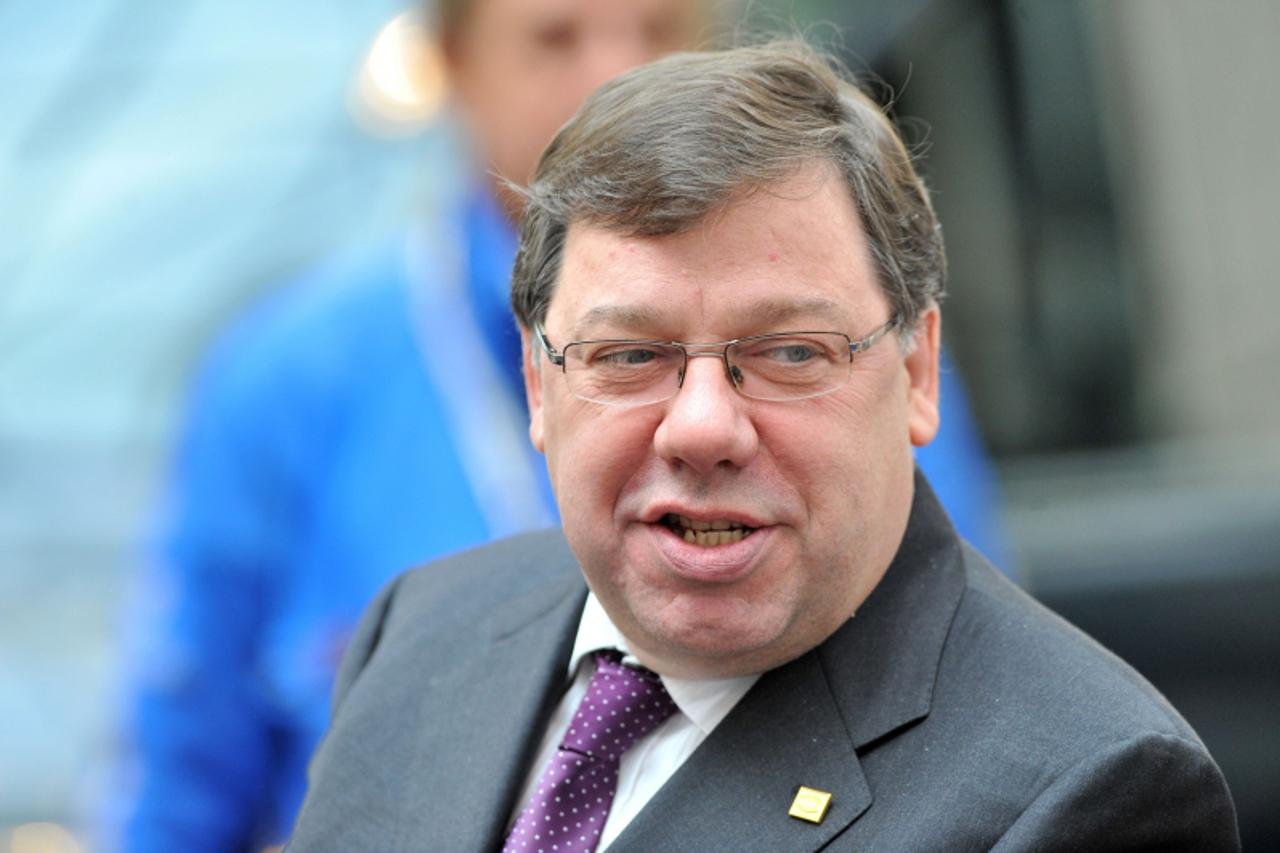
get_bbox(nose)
[577,26,658,96]
[652,354,760,475]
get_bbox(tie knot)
[560,650,678,761]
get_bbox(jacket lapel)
[390,570,588,851]
[610,472,966,852]
[819,471,967,750]
[609,649,869,853]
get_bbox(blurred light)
[7,823,81,853]
[351,10,448,135]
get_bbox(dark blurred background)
[1,0,1276,849]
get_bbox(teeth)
[666,514,753,547]
[681,528,747,546]
[677,515,745,532]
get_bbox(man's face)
[446,0,700,192]
[524,166,942,679]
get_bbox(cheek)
[545,407,657,514]
[760,390,909,535]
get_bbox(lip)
[641,517,775,584]
[640,502,772,530]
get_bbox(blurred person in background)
[105,3,706,849]
[103,1,1004,850]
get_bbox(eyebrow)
[573,304,670,338]
[572,297,850,339]
[742,297,849,328]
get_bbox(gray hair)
[510,39,946,338]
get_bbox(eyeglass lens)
[561,332,855,405]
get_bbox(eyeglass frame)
[532,318,900,407]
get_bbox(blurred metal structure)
[802,0,1280,845]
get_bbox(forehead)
[551,168,888,337]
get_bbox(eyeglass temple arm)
[534,325,566,367]
[848,318,898,355]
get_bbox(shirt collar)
[570,592,760,736]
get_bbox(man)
[290,41,1239,851]
[111,4,1008,849]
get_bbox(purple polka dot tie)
[503,650,678,853]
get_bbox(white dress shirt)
[507,592,760,850]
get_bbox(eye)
[533,19,577,52]
[764,343,819,364]
[736,335,843,369]
[591,345,663,367]
[643,15,680,50]
[603,348,655,365]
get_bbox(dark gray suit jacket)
[290,476,1239,851]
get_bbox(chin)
[636,598,792,673]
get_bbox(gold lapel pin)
[789,786,833,824]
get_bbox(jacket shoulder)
[846,545,1239,849]
[394,528,578,604]
[363,529,580,654]
[947,545,1199,745]
[327,528,581,743]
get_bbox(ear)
[520,326,546,452]
[904,306,941,447]
[438,14,475,103]
[436,5,468,73]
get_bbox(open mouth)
[661,513,757,547]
